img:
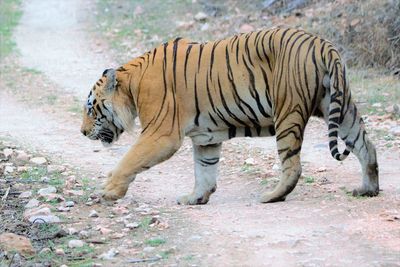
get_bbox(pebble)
[194,11,207,21]
[47,165,66,174]
[55,248,65,255]
[64,189,84,196]
[79,230,90,239]
[67,228,78,235]
[19,191,32,199]
[38,186,57,196]
[240,23,255,32]
[57,206,70,212]
[4,166,15,173]
[68,239,85,248]
[389,126,400,136]
[98,248,119,260]
[272,163,280,171]
[29,215,61,224]
[16,150,30,161]
[244,157,255,165]
[3,148,13,158]
[89,210,99,218]
[30,157,47,165]
[65,201,75,207]
[125,222,140,229]
[25,198,40,209]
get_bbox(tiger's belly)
[186,119,275,146]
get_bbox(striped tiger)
[81,27,379,204]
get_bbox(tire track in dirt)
[1,0,399,266]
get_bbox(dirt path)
[1,0,399,266]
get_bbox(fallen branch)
[1,187,11,201]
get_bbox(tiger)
[81,27,379,204]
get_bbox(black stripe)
[184,45,193,88]
[194,74,201,126]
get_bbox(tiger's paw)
[177,193,210,205]
[259,192,286,203]
[352,187,379,197]
[101,180,128,201]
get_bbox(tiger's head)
[80,68,136,146]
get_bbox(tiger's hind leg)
[339,103,379,196]
[177,142,222,205]
[260,115,305,203]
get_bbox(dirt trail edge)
[1,0,399,266]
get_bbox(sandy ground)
[1,0,399,266]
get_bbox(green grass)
[145,237,166,247]
[20,167,47,181]
[304,176,315,184]
[0,0,22,59]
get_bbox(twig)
[8,253,15,267]
[127,256,161,263]
[86,239,108,244]
[1,186,11,201]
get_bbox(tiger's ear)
[103,68,117,93]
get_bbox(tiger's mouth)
[98,128,115,146]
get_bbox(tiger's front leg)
[177,142,222,205]
[102,134,182,200]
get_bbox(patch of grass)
[139,216,152,230]
[183,254,195,261]
[145,237,166,247]
[240,164,261,175]
[20,167,47,181]
[304,176,315,184]
[259,179,268,186]
[46,94,58,105]
[23,67,42,75]
[0,0,22,59]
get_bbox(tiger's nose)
[81,128,88,136]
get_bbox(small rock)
[29,215,61,224]
[194,11,207,21]
[55,248,65,255]
[272,163,280,171]
[0,233,35,257]
[316,167,327,172]
[240,24,255,32]
[244,157,255,165]
[16,150,30,161]
[19,191,32,199]
[43,193,64,202]
[64,189,84,196]
[125,222,140,229]
[3,148,13,158]
[24,206,51,220]
[98,227,112,235]
[143,246,155,253]
[67,228,78,235]
[17,166,29,172]
[4,165,15,173]
[25,199,40,209]
[57,206,70,212]
[79,230,90,239]
[89,210,99,218]
[30,157,47,165]
[389,126,400,137]
[47,165,66,174]
[38,186,57,196]
[372,102,382,108]
[98,248,119,260]
[40,176,50,183]
[65,201,75,207]
[68,239,85,248]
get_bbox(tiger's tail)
[325,48,353,161]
